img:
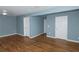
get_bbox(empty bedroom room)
[0,6,79,52]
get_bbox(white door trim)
[23,16,30,36]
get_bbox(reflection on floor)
[0,34,79,52]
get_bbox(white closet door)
[23,17,30,36]
[55,16,68,39]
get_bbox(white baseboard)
[29,33,44,38]
[47,35,79,43]
[13,33,44,38]
[15,33,25,36]
[0,33,18,37]
[47,35,54,38]
[0,33,44,39]
[1,33,79,43]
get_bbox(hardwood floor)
[0,34,79,52]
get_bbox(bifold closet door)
[55,16,68,39]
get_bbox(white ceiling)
[0,6,56,16]
[0,6,79,16]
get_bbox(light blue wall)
[0,16,17,36]
[16,16,44,36]
[16,10,79,41]
[68,11,79,41]
[46,10,79,41]
[30,16,44,36]
[16,16,24,35]
[0,8,78,41]
[46,15,55,36]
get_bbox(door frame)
[23,16,30,36]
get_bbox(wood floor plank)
[0,34,79,52]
